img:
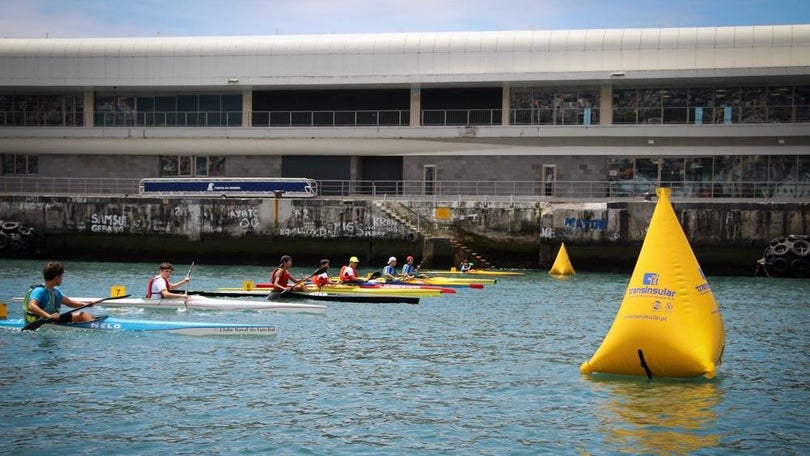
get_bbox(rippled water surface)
[1,259,808,455]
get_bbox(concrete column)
[410,84,421,127]
[242,89,252,127]
[600,84,613,125]
[83,90,94,127]
[502,82,510,126]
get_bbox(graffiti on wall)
[564,217,608,230]
[279,213,402,238]
[201,206,262,234]
[90,213,129,233]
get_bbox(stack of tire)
[0,221,39,257]
[760,235,810,278]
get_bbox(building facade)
[1,25,809,199]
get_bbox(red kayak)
[255,281,457,294]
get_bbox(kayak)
[354,282,457,293]
[15,295,327,314]
[228,284,442,297]
[378,276,496,287]
[268,290,420,305]
[361,278,485,289]
[191,289,420,304]
[0,316,277,336]
[421,269,524,277]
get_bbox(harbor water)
[0,259,808,455]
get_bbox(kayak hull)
[58,295,327,314]
[220,284,440,297]
[420,269,523,276]
[0,316,277,336]
[268,290,419,304]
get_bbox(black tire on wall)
[769,256,790,276]
[790,239,810,258]
[770,242,791,256]
[1,221,20,233]
[789,258,810,278]
[0,231,7,250]
[762,235,810,278]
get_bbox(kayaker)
[314,258,331,288]
[339,256,362,284]
[24,261,97,323]
[383,256,398,281]
[401,255,415,279]
[147,262,190,299]
[271,255,306,292]
[401,255,426,279]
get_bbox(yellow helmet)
[349,256,359,263]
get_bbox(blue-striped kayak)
[0,316,277,336]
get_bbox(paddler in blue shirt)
[24,261,96,323]
[383,256,398,282]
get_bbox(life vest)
[339,265,356,283]
[22,284,50,323]
[314,274,329,287]
[146,275,166,298]
[271,267,291,290]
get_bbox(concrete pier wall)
[1,195,807,275]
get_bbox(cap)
[349,256,359,263]
[388,256,397,264]
[406,255,414,261]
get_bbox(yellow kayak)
[420,269,523,277]
[367,276,496,286]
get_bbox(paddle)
[281,266,328,295]
[21,294,132,331]
[184,262,194,295]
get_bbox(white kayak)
[14,295,327,314]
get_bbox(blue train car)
[139,178,317,198]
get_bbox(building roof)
[1,25,809,88]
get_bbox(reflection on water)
[587,376,722,455]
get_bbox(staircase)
[449,238,494,269]
[374,200,496,268]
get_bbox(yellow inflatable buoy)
[549,242,575,278]
[580,188,725,379]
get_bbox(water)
[1,259,808,455]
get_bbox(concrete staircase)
[374,200,496,268]
[449,237,494,269]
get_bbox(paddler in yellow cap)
[339,256,362,284]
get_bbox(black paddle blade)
[21,317,53,331]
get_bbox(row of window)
[1,154,226,177]
[606,155,809,198]
[1,85,809,127]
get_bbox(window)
[511,87,600,125]
[2,154,38,175]
[161,155,225,176]
[0,94,83,127]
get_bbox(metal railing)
[1,176,807,200]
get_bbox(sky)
[0,0,808,39]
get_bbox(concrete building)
[1,25,809,199]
